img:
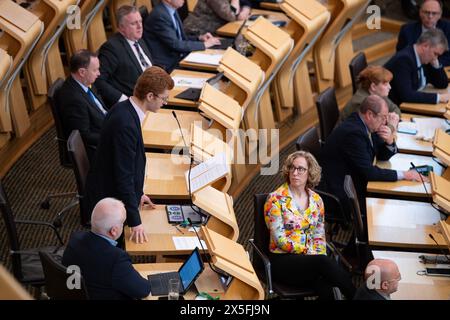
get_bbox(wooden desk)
[367,198,447,250]
[260,2,282,11]
[144,152,231,200]
[396,113,446,156]
[144,153,190,200]
[400,102,447,117]
[367,153,445,198]
[168,69,216,108]
[397,132,433,156]
[135,263,224,300]
[273,0,330,120]
[445,66,450,80]
[440,218,450,249]
[142,109,208,150]
[216,9,288,37]
[372,251,450,300]
[124,205,197,257]
[179,49,225,72]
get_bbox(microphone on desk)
[428,233,450,263]
[172,110,189,150]
[410,162,449,218]
[187,217,225,278]
[172,111,204,218]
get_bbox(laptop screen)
[178,248,204,292]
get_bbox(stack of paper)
[185,152,229,193]
[183,52,223,66]
[413,117,450,141]
[172,236,207,250]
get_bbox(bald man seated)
[353,259,401,300]
[62,198,151,300]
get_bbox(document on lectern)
[185,152,228,193]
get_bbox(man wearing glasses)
[85,67,174,245]
[396,0,450,66]
[320,95,423,216]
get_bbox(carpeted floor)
[0,0,407,296]
[0,127,313,266]
[0,126,354,297]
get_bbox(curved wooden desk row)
[133,227,264,300]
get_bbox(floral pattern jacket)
[264,183,326,255]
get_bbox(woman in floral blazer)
[264,151,355,299]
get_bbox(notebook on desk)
[174,72,225,101]
[147,248,204,296]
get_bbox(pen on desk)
[175,225,184,234]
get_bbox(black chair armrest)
[15,219,64,245]
[326,242,353,273]
[248,239,274,296]
[314,188,349,224]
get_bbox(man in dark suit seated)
[143,0,221,72]
[396,0,450,66]
[95,5,153,108]
[385,29,450,105]
[320,95,424,215]
[62,198,151,300]
[58,50,107,163]
[85,66,174,244]
[354,259,401,300]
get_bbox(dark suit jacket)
[396,20,450,66]
[57,76,106,163]
[62,231,150,300]
[353,285,387,300]
[85,100,145,227]
[95,33,153,108]
[143,2,205,72]
[384,46,448,105]
[319,112,398,215]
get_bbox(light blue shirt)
[92,231,118,247]
[73,78,107,114]
[162,2,180,37]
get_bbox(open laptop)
[211,16,248,50]
[174,72,225,101]
[147,248,204,296]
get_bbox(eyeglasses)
[421,10,441,17]
[369,109,388,121]
[153,93,169,103]
[289,165,308,175]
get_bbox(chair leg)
[40,192,77,209]
[52,198,79,228]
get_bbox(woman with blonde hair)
[264,151,355,300]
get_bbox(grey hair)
[416,29,449,51]
[91,198,126,234]
[116,5,138,27]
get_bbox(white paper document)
[184,52,223,66]
[172,76,209,89]
[185,152,229,193]
[172,236,207,250]
[413,117,450,141]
